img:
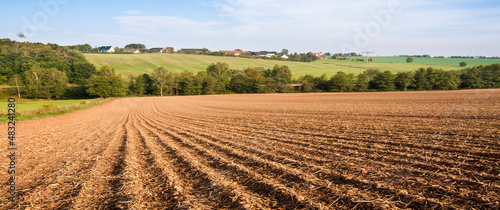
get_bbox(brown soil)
[1,89,499,209]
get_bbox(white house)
[281,54,289,59]
[99,46,115,53]
[123,49,140,54]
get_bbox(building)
[149,48,164,53]
[281,54,289,59]
[162,47,177,53]
[98,46,115,53]
[249,51,277,57]
[220,50,245,56]
[312,53,326,59]
[123,49,140,54]
[180,48,207,53]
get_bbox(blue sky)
[1,0,499,56]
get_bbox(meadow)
[83,54,494,78]
[0,98,111,122]
[372,56,500,66]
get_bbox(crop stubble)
[0,89,499,209]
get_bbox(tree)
[406,57,414,63]
[373,70,395,91]
[434,70,461,90]
[128,75,146,96]
[151,67,170,96]
[177,71,196,95]
[460,61,468,67]
[23,65,68,99]
[330,71,355,92]
[86,66,126,98]
[8,74,21,97]
[23,65,44,99]
[395,72,415,91]
[124,43,146,49]
[281,49,289,56]
[355,72,370,91]
[206,62,231,93]
[414,68,429,90]
[45,68,68,99]
[270,64,293,92]
[229,73,253,93]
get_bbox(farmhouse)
[249,51,277,57]
[180,48,207,53]
[149,47,164,53]
[162,47,177,53]
[312,53,326,59]
[123,49,140,54]
[281,54,289,59]
[98,46,115,53]
[220,50,245,56]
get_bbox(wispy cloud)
[24,26,56,31]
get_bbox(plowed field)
[1,90,499,209]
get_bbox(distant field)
[84,54,499,78]
[372,56,500,66]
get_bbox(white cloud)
[24,26,56,31]
[203,0,500,55]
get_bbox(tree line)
[1,39,498,99]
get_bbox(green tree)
[206,62,231,93]
[406,57,414,63]
[128,75,146,96]
[373,70,395,91]
[330,71,355,92]
[8,74,22,97]
[177,71,196,95]
[23,65,68,99]
[313,74,330,91]
[124,43,146,49]
[395,71,415,91]
[414,68,430,90]
[459,61,467,67]
[45,68,68,99]
[355,72,370,91]
[151,67,170,96]
[86,66,126,98]
[230,73,254,93]
[434,70,461,90]
[270,64,293,92]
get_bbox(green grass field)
[0,99,96,113]
[371,56,500,67]
[84,54,500,78]
[0,98,113,122]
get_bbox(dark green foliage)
[206,62,231,93]
[406,57,414,63]
[330,71,355,92]
[460,64,500,89]
[23,65,68,99]
[395,72,415,91]
[124,43,146,49]
[178,71,197,95]
[372,71,395,91]
[86,66,126,98]
[460,61,467,67]
[0,39,97,98]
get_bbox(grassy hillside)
[372,56,500,67]
[84,54,498,78]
